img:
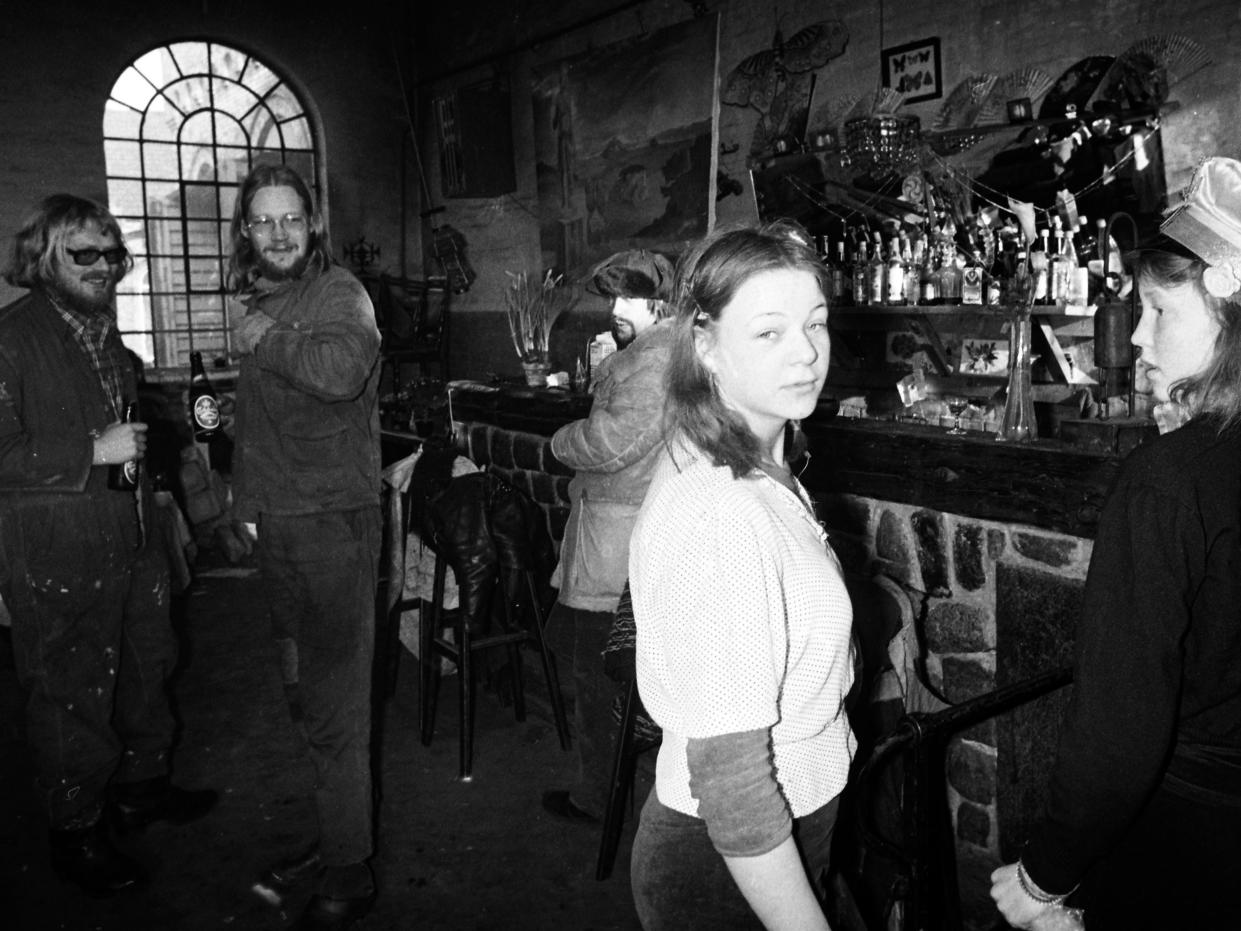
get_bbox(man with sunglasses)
[226,165,382,930]
[0,194,217,897]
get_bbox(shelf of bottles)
[814,211,1111,316]
[831,304,1088,318]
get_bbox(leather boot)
[251,843,322,907]
[295,862,376,929]
[111,775,219,831]
[49,819,147,896]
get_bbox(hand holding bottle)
[92,419,148,465]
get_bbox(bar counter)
[383,378,1140,897]
[409,380,1137,538]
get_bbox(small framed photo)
[958,337,1009,376]
[881,37,943,104]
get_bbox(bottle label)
[193,396,221,430]
[962,267,983,304]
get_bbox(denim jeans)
[259,506,381,869]
[8,535,176,829]
[630,789,839,930]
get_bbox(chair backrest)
[370,274,451,354]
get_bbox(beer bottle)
[108,401,141,491]
[189,351,221,442]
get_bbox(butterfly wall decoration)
[722,19,849,157]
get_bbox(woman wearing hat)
[991,157,1241,930]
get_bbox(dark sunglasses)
[66,246,128,267]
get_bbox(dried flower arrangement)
[504,269,563,364]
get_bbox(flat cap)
[587,249,674,301]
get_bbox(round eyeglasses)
[246,213,308,237]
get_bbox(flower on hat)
[1203,259,1241,299]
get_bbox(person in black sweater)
[991,157,1241,930]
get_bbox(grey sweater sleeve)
[687,728,792,857]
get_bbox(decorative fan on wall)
[978,67,1055,125]
[1088,34,1211,112]
[931,73,997,133]
[845,86,906,121]
[1039,55,1114,119]
[925,74,996,155]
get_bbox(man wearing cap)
[542,248,674,824]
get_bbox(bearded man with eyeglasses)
[227,164,382,930]
[0,195,218,897]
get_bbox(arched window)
[103,40,320,373]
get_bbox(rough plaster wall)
[0,1,416,308]
[422,0,1241,379]
[4,1,1239,379]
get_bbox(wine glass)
[944,395,969,435]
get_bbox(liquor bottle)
[867,231,886,307]
[1031,228,1051,304]
[1062,222,1087,309]
[833,240,852,307]
[852,237,869,306]
[919,240,939,306]
[1075,217,1102,305]
[1013,246,1031,304]
[1049,218,1070,305]
[961,248,983,305]
[189,351,221,442]
[984,231,1004,306]
[902,235,919,308]
[939,243,963,304]
[885,234,904,305]
[108,401,141,491]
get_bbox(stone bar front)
[384,381,1124,924]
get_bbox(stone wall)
[456,419,1087,878]
[455,414,1092,925]
[818,490,1089,926]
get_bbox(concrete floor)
[0,563,651,931]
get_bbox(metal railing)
[852,666,1074,931]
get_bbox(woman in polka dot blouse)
[628,221,855,930]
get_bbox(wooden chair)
[366,273,451,392]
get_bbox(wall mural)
[531,14,719,276]
[721,19,850,158]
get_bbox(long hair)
[664,220,830,478]
[4,194,132,290]
[1131,236,1241,431]
[226,164,333,290]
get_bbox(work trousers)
[7,529,176,829]
[258,506,381,868]
[1072,785,1241,930]
[551,602,616,817]
[631,790,839,930]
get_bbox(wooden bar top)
[425,381,1132,538]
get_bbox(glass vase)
[997,307,1037,442]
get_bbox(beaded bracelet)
[1016,860,1073,906]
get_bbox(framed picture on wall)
[881,37,943,104]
